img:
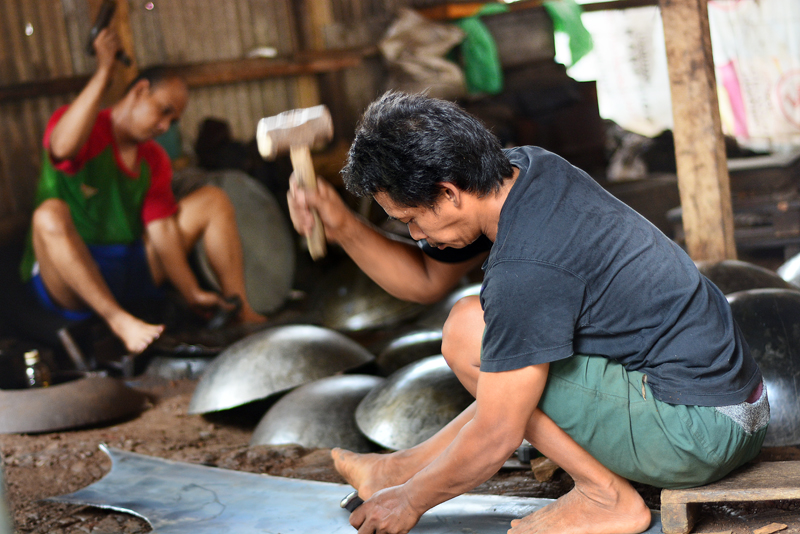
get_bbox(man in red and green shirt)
[21,28,265,354]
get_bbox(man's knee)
[182,185,235,216]
[441,295,483,366]
[31,199,73,236]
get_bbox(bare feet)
[107,311,164,354]
[508,481,651,534]
[238,305,267,324]
[331,448,411,499]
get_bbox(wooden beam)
[0,47,375,104]
[660,0,736,261]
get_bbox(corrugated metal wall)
[0,0,409,236]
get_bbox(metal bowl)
[250,374,385,452]
[188,325,374,414]
[314,259,427,332]
[355,355,474,450]
[375,329,443,377]
[0,375,147,434]
[697,259,797,295]
[727,288,800,446]
[414,284,482,330]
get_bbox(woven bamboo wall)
[0,0,408,239]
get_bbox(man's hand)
[92,28,121,75]
[349,486,422,534]
[287,175,351,243]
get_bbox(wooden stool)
[661,461,800,534]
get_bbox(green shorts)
[538,354,768,489]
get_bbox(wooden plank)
[659,0,736,262]
[0,48,375,103]
[661,462,800,534]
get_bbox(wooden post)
[659,0,736,261]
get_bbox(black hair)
[341,91,513,208]
[124,65,184,95]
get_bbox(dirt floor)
[1,371,799,534]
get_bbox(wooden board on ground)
[661,461,800,534]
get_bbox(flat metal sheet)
[46,445,663,534]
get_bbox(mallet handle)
[290,145,327,260]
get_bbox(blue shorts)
[29,240,165,321]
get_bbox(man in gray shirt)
[331,91,768,534]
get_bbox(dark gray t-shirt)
[480,146,761,407]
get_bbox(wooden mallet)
[256,105,333,260]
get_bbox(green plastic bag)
[544,0,594,66]
[455,3,509,95]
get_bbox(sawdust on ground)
[2,377,799,534]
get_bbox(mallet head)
[256,105,333,160]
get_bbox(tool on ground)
[86,0,132,66]
[206,294,242,331]
[340,490,364,512]
[256,105,333,260]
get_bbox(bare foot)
[508,481,651,534]
[107,312,164,354]
[237,305,267,324]
[331,448,412,499]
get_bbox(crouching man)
[331,91,769,534]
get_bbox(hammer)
[256,105,333,260]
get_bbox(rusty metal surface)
[727,288,800,447]
[375,328,443,376]
[697,259,798,295]
[0,375,146,434]
[47,445,659,534]
[250,374,384,452]
[188,325,374,414]
[355,355,474,451]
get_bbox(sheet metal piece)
[0,376,146,434]
[697,259,798,295]
[46,445,664,534]
[727,288,800,447]
[356,355,474,450]
[193,170,296,314]
[250,374,384,452]
[188,325,375,414]
[375,328,443,376]
[314,259,427,332]
[414,283,482,330]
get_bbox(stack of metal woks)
[355,355,474,450]
[314,258,428,332]
[697,259,798,295]
[250,374,385,452]
[188,325,374,414]
[727,288,800,447]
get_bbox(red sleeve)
[140,141,179,225]
[43,106,113,175]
